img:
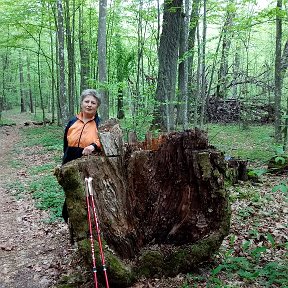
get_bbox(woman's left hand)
[82,145,95,156]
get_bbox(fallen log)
[268,154,288,173]
[24,119,52,126]
[55,124,231,287]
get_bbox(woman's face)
[81,95,99,117]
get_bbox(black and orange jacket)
[62,112,101,164]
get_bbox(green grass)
[207,124,275,163]
[1,107,52,124]
[0,118,64,221]
[0,118,16,126]
[29,175,64,222]
[29,163,56,175]
[19,124,64,221]
[10,159,22,169]
[20,125,63,162]
[20,125,63,151]
[7,181,26,199]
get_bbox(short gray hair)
[80,89,101,106]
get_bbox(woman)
[62,89,101,224]
[62,89,101,165]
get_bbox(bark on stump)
[55,125,231,287]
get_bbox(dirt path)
[0,125,70,288]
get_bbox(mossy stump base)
[55,126,231,287]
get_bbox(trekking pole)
[85,179,99,288]
[87,177,110,288]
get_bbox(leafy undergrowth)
[203,174,287,287]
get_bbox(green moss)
[218,188,229,198]
[78,239,92,265]
[136,250,165,277]
[213,168,221,178]
[165,232,226,276]
[56,283,79,288]
[133,229,230,279]
[62,165,84,193]
[107,253,135,287]
[60,165,88,241]
[78,239,134,287]
[56,272,86,287]
[225,167,238,186]
[197,152,212,179]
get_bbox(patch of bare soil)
[0,124,72,288]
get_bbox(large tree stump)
[55,125,231,287]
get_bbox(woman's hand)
[82,145,95,156]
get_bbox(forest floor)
[0,113,287,287]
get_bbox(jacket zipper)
[77,121,88,148]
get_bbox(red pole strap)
[86,177,110,288]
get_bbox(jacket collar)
[77,112,95,122]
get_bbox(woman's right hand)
[82,145,95,156]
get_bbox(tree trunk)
[177,0,189,129]
[37,28,46,124]
[26,56,34,114]
[117,87,124,119]
[199,0,207,128]
[275,0,282,143]
[156,0,161,53]
[115,37,126,120]
[135,0,145,123]
[57,0,69,125]
[64,0,75,117]
[0,97,2,121]
[215,0,235,99]
[194,24,201,127]
[188,0,200,126]
[79,4,90,93]
[49,24,56,123]
[98,0,109,120]
[280,40,288,149]
[232,48,240,98]
[153,0,183,132]
[19,52,26,113]
[50,2,61,125]
[1,51,9,120]
[55,123,231,287]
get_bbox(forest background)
[0,0,288,146]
